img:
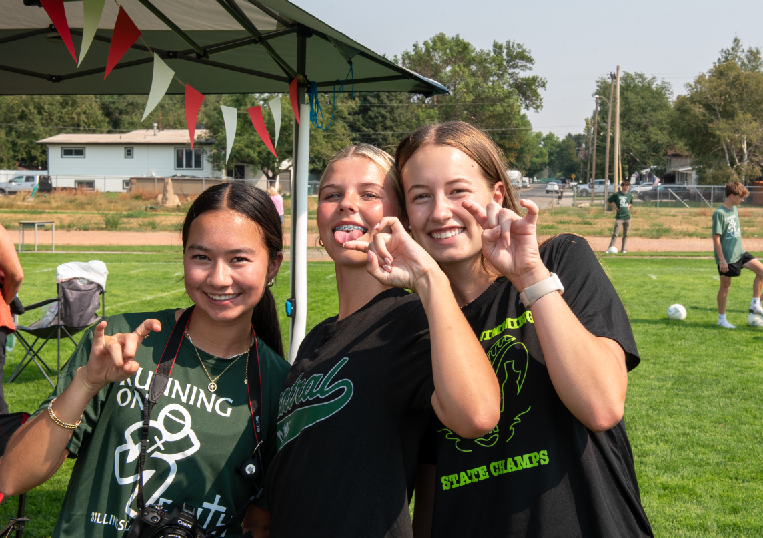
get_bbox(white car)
[545,181,561,193]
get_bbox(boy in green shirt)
[712,181,763,329]
[607,180,633,253]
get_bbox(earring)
[267,278,275,288]
[318,237,324,247]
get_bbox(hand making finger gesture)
[343,217,441,292]
[82,319,161,389]
[462,199,548,289]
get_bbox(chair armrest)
[23,297,58,311]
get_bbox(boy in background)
[608,180,633,253]
[712,181,763,329]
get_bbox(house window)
[125,147,134,158]
[175,148,203,170]
[75,180,95,190]
[62,147,85,158]
[123,180,131,190]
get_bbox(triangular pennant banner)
[105,6,141,79]
[185,85,205,150]
[289,77,300,126]
[248,106,277,158]
[40,0,77,63]
[268,96,282,148]
[221,106,238,164]
[79,0,106,67]
[142,54,175,121]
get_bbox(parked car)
[639,184,696,202]
[0,173,51,195]
[629,179,657,194]
[545,180,562,193]
[576,179,613,197]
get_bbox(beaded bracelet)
[48,398,82,430]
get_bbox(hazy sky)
[292,0,762,138]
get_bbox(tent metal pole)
[288,30,308,363]
[290,97,309,363]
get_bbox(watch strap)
[519,273,564,308]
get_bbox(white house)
[37,127,216,192]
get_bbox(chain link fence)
[633,185,763,209]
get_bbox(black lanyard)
[134,306,263,511]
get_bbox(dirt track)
[14,230,763,257]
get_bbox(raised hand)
[343,217,441,292]
[462,199,549,290]
[82,319,161,389]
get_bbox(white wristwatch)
[519,273,564,308]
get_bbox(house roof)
[37,129,212,145]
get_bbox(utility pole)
[591,97,599,205]
[586,122,593,182]
[602,73,614,210]
[614,65,621,191]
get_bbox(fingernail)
[374,223,380,230]
[382,264,392,272]
[384,257,392,266]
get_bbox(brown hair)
[182,182,284,357]
[621,180,630,187]
[394,121,520,218]
[725,181,749,197]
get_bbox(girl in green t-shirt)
[0,182,289,537]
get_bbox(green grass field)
[2,252,762,536]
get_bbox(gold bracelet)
[47,398,82,430]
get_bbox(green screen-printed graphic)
[276,357,353,451]
[439,335,530,452]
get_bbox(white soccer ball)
[607,246,619,254]
[667,304,687,320]
[748,313,763,328]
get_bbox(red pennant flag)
[40,0,77,63]
[184,85,205,150]
[248,106,277,158]
[289,77,300,126]
[105,6,141,79]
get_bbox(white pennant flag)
[221,105,238,164]
[78,0,106,66]
[142,54,175,121]
[268,95,282,148]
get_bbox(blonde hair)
[267,186,278,197]
[319,144,400,206]
[394,121,520,219]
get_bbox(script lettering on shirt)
[441,450,550,490]
[117,369,234,418]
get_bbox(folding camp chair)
[9,261,107,387]
[0,412,31,538]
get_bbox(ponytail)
[251,287,283,358]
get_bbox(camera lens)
[150,515,160,523]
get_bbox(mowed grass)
[2,252,763,536]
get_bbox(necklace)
[185,332,253,393]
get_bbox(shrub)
[103,213,122,230]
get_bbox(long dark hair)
[182,181,284,357]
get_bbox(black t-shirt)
[265,288,436,538]
[424,235,653,538]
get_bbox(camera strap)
[133,306,264,513]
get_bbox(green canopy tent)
[0,0,447,361]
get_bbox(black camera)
[125,503,206,538]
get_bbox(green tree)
[716,36,763,73]
[673,58,763,184]
[592,72,675,180]
[0,95,108,169]
[344,92,416,154]
[398,33,545,164]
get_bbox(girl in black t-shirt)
[265,144,501,538]
[385,122,652,537]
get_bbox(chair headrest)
[57,261,108,289]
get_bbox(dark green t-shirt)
[32,309,289,538]
[712,205,745,265]
[608,191,633,220]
